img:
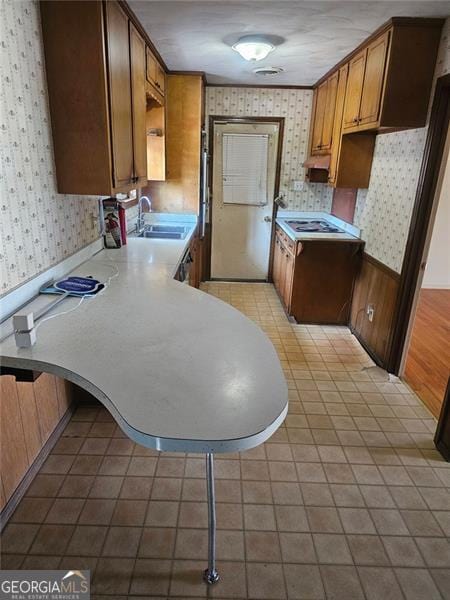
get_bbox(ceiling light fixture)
[232,35,275,61]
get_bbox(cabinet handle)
[353,117,358,123]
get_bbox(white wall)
[422,150,450,289]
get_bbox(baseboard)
[208,278,269,283]
[421,284,450,290]
[0,403,75,531]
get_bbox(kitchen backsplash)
[0,0,100,296]
[205,87,334,212]
[354,17,450,274]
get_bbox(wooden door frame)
[387,73,450,373]
[204,116,285,281]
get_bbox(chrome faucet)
[137,195,152,233]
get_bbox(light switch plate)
[292,180,304,192]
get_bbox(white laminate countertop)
[276,211,362,242]
[0,219,288,454]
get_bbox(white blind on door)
[222,133,269,205]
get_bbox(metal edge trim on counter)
[0,354,288,454]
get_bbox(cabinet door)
[342,49,366,130]
[279,246,287,304]
[156,63,166,95]
[328,65,348,185]
[321,71,339,151]
[311,80,328,153]
[105,1,134,188]
[359,32,389,127]
[146,47,158,85]
[129,22,147,184]
[283,251,294,311]
[273,236,281,290]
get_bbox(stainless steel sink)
[137,224,189,240]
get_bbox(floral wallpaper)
[0,0,100,296]
[205,87,333,212]
[354,17,450,274]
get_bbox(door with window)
[211,121,281,280]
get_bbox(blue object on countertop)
[43,276,104,297]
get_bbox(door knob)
[264,216,272,222]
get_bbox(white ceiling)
[129,1,449,86]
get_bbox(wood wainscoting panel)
[32,373,60,444]
[16,381,42,465]
[350,253,400,367]
[0,376,30,504]
[0,373,75,513]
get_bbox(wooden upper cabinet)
[342,50,366,130]
[305,18,442,189]
[105,1,134,188]
[342,21,442,133]
[146,47,165,97]
[146,47,158,84]
[310,73,338,155]
[129,21,147,185]
[321,70,339,151]
[40,0,151,195]
[328,64,348,185]
[358,31,390,127]
[311,81,327,153]
[156,63,166,95]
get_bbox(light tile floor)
[1,282,449,599]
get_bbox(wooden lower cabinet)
[273,227,363,324]
[350,252,400,367]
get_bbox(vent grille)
[253,66,284,76]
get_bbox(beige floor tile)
[102,526,141,557]
[284,564,325,599]
[276,505,309,532]
[395,567,442,600]
[358,566,404,600]
[93,557,134,594]
[383,536,425,567]
[242,480,273,504]
[139,527,176,558]
[320,565,365,600]
[245,530,281,562]
[130,558,172,595]
[247,562,287,599]
[313,533,352,565]
[243,504,276,531]
[347,534,390,566]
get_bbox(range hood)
[303,154,330,183]
[303,154,330,170]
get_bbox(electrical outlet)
[91,211,100,231]
[292,180,304,192]
[367,304,375,322]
